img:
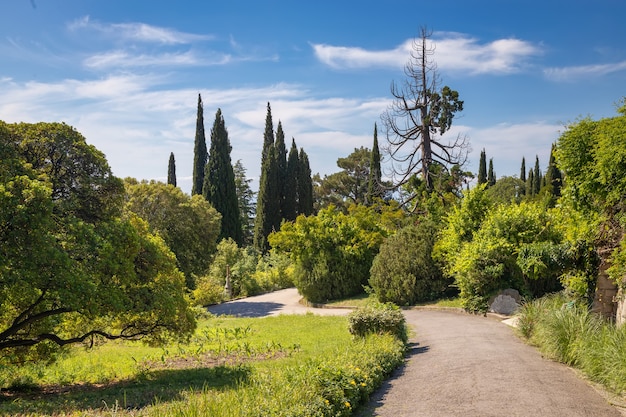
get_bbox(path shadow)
[355,342,430,417]
[208,301,284,317]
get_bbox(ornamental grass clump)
[347,302,408,343]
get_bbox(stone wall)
[591,258,618,320]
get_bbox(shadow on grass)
[0,364,250,416]
[208,301,284,317]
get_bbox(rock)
[489,289,521,315]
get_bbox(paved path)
[209,289,623,416]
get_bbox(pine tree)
[275,121,288,219]
[192,94,207,195]
[233,160,256,246]
[367,123,382,205]
[283,138,299,221]
[297,148,314,216]
[477,149,487,185]
[254,145,280,253]
[203,109,242,244]
[487,158,496,186]
[533,155,542,195]
[167,152,177,187]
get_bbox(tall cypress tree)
[275,121,288,219]
[262,102,274,163]
[203,109,242,244]
[477,149,487,185]
[297,148,314,216]
[367,123,382,205]
[192,93,207,195]
[487,158,496,186]
[520,157,526,182]
[527,169,534,196]
[167,152,177,187]
[545,143,562,198]
[533,155,542,195]
[283,138,299,221]
[254,145,280,253]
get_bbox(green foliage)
[192,93,207,196]
[347,302,408,343]
[367,123,383,205]
[203,108,242,244]
[270,204,402,303]
[233,160,256,246]
[519,294,626,394]
[124,180,222,288]
[167,152,176,186]
[370,220,449,305]
[254,145,280,253]
[252,251,295,292]
[283,139,299,221]
[485,176,526,204]
[316,146,373,209]
[297,148,314,216]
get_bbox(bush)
[252,251,295,292]
[369,220,449,305]
[193,275,225,306]
[347,302,408,343]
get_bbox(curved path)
[209,289,623,416]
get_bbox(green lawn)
[0,313,405,416]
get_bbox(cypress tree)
[167,152,177,187]
[262,102,274,163]
[527,169,534,196]
[275,121,288,219]
[520,157,526,182]
[203,109,242,244]
[533,155,542,195]
[283,138,299,221]
[234,160,256,246]
[545,143,562,198]
[367,123,382,205]
[254,145,280,253]
[192,93,207,195]
[487,158,496,186]
[477,149,487,185]
[297,148,314,216]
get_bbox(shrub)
[370,220,449,305]
[252,251,295,292]
[193,275,225,306]
[347,302,408,343]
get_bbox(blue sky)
[1,0,625,194]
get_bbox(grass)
[517,293,626,395]
[0,314,405,416]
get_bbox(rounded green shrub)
[347,302,408,343]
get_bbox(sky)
[1,0,625,194]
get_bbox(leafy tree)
[477,149,487,186]
[233,160,256,246]
[269,204,402,302]
[203,109,242,244]
[167,152,177,187]
[488,158,496,186]
[283,139,299,221]
[370,220,450,305]
[315,147,372,210]
[0,122,195,361]
[124,179,222,288]
[192,94,207,196]
[381,27,468,197]
[485,176,526,205]
[367,123,383,205]
[297,148,314,216]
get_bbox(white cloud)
[69,16,213,44]
[312,32,540,75]
[83,50,231,69]
[544,60,626,81]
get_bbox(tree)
[520,157,526,195]
[233,160,256,246]
[203,109,242,244]
[533,155,542,195]
[367,123,383,205]
[283,139,299,221]
[167,152,177,186]
[381,27,468,199]
[262,102,274,163]
[275,121,288,219]
[0,122,195,361]
[544,143,562,199]
[316,147,372,210]
[124,179,222,288]
[297,148,314,216]
[488,158,496,186]
[527,169,535,196]
[192,94,207,196]
[254,145,280,253]
[477,149,487,185]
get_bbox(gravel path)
[209,289,623,416]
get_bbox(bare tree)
[381,27,469,203]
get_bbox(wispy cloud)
[68,16,213,44]
[83,50,232,69]
[312,32,540,75]
[544,60,626,81]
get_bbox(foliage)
[370,220,450,305]
[192,93,207,196]
[269,204,403,303]
[518,294,626,394]
[254,145,280,253]
[367,123,384,205]
[233,159,256,246]
[203,108,242,244]
[124,179,222,288]
[347,302,408,343]
[0,122,196,362]
[485,176,526,205]
[477,149,487,185]
[297,148,314,216]
[275,121,288,219]
[252,251,295,292]
[167,152,176,186]
[284,139,299,221]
